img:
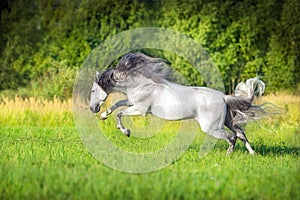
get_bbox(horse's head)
[90,70,113,113]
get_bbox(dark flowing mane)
[114,52,172,83]
[95,69,115,93]
[95,52,172,92]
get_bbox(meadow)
[0,94,299,199]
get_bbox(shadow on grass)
[232,142,300,156]
[189,139,299,156]
[253,143,300,156]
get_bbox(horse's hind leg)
[234,125,255,154]
[225,120,255,154]
[196,106,237,154]
[197,119,237,154]
[206,129,237,154]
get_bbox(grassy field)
[0,94,299,199]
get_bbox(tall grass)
[0,96,73,127]
[1,93,298,128]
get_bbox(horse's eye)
[91,90,95,93]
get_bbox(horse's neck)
[116,75,165,95]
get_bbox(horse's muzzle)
[90,104,100,113]
[90,101,104,113]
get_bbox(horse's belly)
[150,92,196,120]
[150,104,194,120]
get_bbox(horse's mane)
[94,69,115,93]
[114,52,172,83]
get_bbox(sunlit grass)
[0,96,73,127]
[0,93,299,199]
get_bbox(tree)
[265,0,300,91]
[0,0,298,98]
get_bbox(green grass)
[0,95,299,199]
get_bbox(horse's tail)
[234,77,265,102]
[224,77,273,126]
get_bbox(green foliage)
[29,59,77,99]
[265,0,300,91]
[0,0,299,98]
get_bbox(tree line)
[0,0,299,99]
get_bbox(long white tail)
[224,77,268,126]
[234,77,265,102]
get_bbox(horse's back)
[191,86,225,106]
[164,83,226,110]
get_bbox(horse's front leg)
[116,105,144,137]
[100,99,132,120]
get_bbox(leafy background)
[0,0,299,99]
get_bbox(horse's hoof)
[125,129,131,137]
[100,112,108,120]
[226,147,234,156]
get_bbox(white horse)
[90,52,266,154]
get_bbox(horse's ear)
[94,71,100,82]
[110,70,114,79]
[159,58,171,65]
